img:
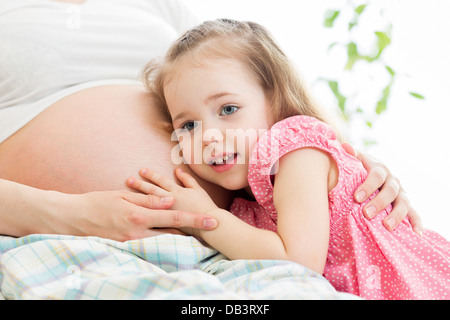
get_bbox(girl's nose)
[202,128,223,146]
[202,136,217,146]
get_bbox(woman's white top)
[0,0,198,143]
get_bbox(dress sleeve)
[248,115,342,212]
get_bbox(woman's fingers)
[122,191,174,209]
[341,142,357,158]
[343,143,423,236]
[122,191,217,231]
[354,166,388,204]
[356,169,423,236]
[361,178,399,219]
[381,193,409,230]
[381,192,423,236]
[143,208,217,230]
[404,207,424,237]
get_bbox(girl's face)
[165,57,273,191]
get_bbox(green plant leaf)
[375,100,387,115]
[355,4,367,15]
[349,4,367,31]
[327,41,339,52]
[320,1,424,149]
[345,42,359,70]
[324,10,340,28]
[325,80,348,121]
[374,30,391,59]
[385,65,395,76]
[409,92,425,99]
[364,139,378,148]
[375,85,391,114]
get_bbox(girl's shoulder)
[249,115,339,173]
[269,115,337,140]
[248,115,365,212]
[248,116,345,208]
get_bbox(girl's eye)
[220,105,238,116]
[181,121,198,131]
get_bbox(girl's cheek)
[179,138,204,165]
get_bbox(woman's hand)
[0,178,217,241]
[59,189,218,241]
[342,143,423,236]
[127,168,219,235]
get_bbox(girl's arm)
[196,148,331,274]
[272,148,331,273]
[131,148,332,274]
[129,169,288,263]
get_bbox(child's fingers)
[127,177,171,197]
[139,168,177,191]
[175,168,200,188]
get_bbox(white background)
[184,0,450,239]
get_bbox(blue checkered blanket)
[0,234,358,299]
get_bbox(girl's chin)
[218,179,249,191]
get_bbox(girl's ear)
[265,103,276,127]
[161,121,174,134]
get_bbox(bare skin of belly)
[0,84,233,209]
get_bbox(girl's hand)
[342,143,423,236]
[127,168,219,234]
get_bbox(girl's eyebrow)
[172,112,187,124]
[172,92,236,123]
[204,91,233,104]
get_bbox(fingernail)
[385,217,396,230]
[415,228,423,238]
[203,219,217,229]
[356,191,365,202]
[160,196,173,203]
[365,205,376,219]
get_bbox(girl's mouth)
[209,153,237,173]
[210,153,236,165]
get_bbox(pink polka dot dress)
[230,115,450,299]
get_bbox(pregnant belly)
[0,84,231,208]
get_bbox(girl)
[129,19,450,299]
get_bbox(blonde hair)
[143,18,339,137]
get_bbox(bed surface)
[0,233,358,300]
